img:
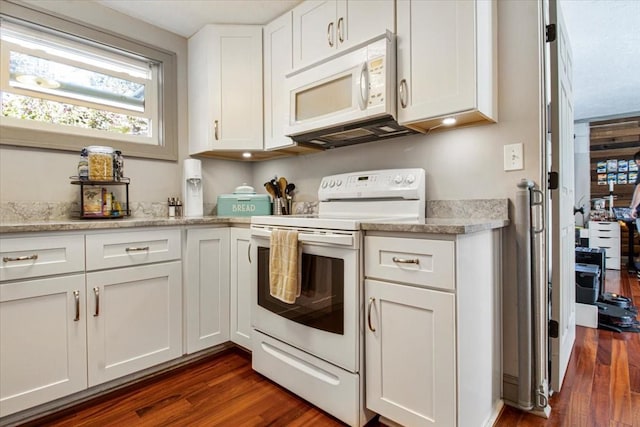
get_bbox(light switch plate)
[504,143,524,171]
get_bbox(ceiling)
[96,0,639,122]
[560,0,640,121]
[96,0,302,38]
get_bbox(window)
[0,2,178,161]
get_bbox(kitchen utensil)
[270,178,281,198]
[285,183,295,196]
[278,177,288,197]
[264,182,276,199]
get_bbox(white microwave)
[284,32,417,149]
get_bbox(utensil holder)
[273,197,292,215]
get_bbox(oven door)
[250,226,360,372]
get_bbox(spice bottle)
[102,188,112,216]
[175,198,183,218]
[77,148,89,180]
[168,197,176,218]
[113,150,124,181]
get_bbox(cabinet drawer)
[0,234,85,282]
[589,221,620,235]
[589,236,620,249]
[86,229,181,271]
[365,236,455,290]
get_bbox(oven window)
[257,247,344,335]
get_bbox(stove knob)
[329,180,336,188]
[405,174,415,184]
[394,175,403,184]
[336,179,342,187]
[321,180,328,189]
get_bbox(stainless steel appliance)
[250,168,425,426]
[285,32,418,149]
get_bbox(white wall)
[0,0,252,208]
[253,0,544,384]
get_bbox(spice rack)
[70,177,131,219]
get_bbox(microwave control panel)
[318,168,425,201]
[367,56,386,107]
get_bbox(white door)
[230,228,252,350]
[0,275,87,417]
[264,12,295,151]
[86,262,182,386]
[365,279,456,427]
[396,0,475,124]
[548,0,576,392]
[185,228,230,353]
[292,0,337,69]
[339,0,395,51]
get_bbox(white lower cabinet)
[365,231,502,427]
[0,274,87,417]
[86,261,182,386]
[365,279,456,427]
[230,228,252,350]
[185,227,230,353]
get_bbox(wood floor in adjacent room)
[19,270,640,427]
[496,268,640,427]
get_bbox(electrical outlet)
[504,143,524,171]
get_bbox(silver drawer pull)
[3,254,38,262]
[392,256,420,265]
[73,290,80,322]
[93,287,100,317]
[125,246,150,252]
[367,297,376,332]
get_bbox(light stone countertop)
[0,216,250,234]
[0,198,510,235]
[0,216,507,235]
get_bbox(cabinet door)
[188,25,263,154]
[264,12,295,151]
[338,0,394,51]
[0,275,87,417]
[230,228,252,350]
[185,228,230,353]
[365,279,456,427]
[292,0,337,69]
[396,0,476,124]
[86,262,182,386]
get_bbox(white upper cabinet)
[188,25,263,154]
[396,0,497,132]
[264,12,295,151]
[292,0,394,70]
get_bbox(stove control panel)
[318,168,425,201]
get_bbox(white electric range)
[249,168,425,426]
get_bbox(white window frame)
[0,1,178,161]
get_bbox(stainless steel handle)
[337,17,344,43]
[125,246,149,252]
[399,79,408,109]
[3,254,38,262]
[392,256,420,265]
[327,22,334,47]
[248,243,252,264]
[358,62,369,110]
[93,287,100,317]
[73,290,80,322]
[367,297,376,332]
[532,189,545,234]
[214,120,219,141]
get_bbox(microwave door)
[285,38,391,137]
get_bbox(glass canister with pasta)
[87,146,114,181]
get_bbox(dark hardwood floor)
[19,270,640,427]
[495,268,640,427]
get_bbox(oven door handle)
[251,228,353,246]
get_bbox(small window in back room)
[0,5,177,161]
